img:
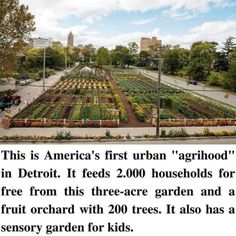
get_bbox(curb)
[0,136,235,143]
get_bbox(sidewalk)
[0,126,235,138]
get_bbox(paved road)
[135,68,236,108]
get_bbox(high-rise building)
[140,37,162,53]
[29,37,52,49]
[67,32,74,48]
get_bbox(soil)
[99,97,108,103]
[109,74,152,127]
[108,98,113,103]
[186,100,212,118]
[166,109,187,119]
[40,105,53,118]
[54,96,61,103]
[79,104,85,120]
[60,106,73,119]
[70,96,77,103]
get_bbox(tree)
[0,0,35,77]
[81,44,96,64]
[230,48,236,61]
[128,42,139,66]
[213,51,228,72]
[96,47,110,68]
[128,42,139,54]
[24,47,67,70]
[110,45,132,67]
[223,36,236,60]
[228,61,236,92]
[163,46,189,75]
[136,51,151,67]
[187,41,216,81]
[24,48,42,69]
[163,49,180,74]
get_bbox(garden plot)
[13,76,119,127]
[114,71,236,123]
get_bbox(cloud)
[18,0,235,49]
[77,28,161,49]
[20,0,232,23]
[118,0,231,19]
[161,20,236,48]
[81,20,236,49]
[130,17,156,25]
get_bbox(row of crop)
[161,95,200,119]
[70,104,117,120]
[109,81,128,122]
[183,95,236,118]
[128,93,157,105]
[131,102,147,122]
[116,75,184,94]
[117,78,156,93]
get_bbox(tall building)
[140,37,162,53]
[29,37,52,49]
[67,32,74,48]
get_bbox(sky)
[19,0,236,49]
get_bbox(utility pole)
[65,47,68,74]
[156,59,162,138]
[43,48,46,92]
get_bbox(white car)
[19,80,27,86]
[19,79,32,86]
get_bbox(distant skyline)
[20,0,236,49]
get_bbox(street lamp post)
[65,47,68,74]
[156,59,162,138]
[154,44,163,138]
[43,48,46,92]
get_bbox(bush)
[160,129,166,137]
[167,128,189,137]
[132,103,147,122]
[203,128,210,136]
[207,72,223,86]
[55,131,72,140]
[105,129,112,138]
[220,72,231,90]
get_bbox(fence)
[8,118,236,128]
[152,118,236,127]
[10,118,119,128]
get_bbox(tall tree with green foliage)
[228,61,236,92]
[187,41,216,81]
[0,0,35,77]
[223,36,236,60]
[24,47,75,70]
[96,47,110,68]
[136,51,151,67]
[163,49,180,74]
[81,44,96,64]
[163,46,189,75]
[128,42,139,65]
[110,45,132,67]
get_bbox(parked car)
[189,80,198,85]
[19,80,27,86]
[0,95,21,111]
[19,78,32,86]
